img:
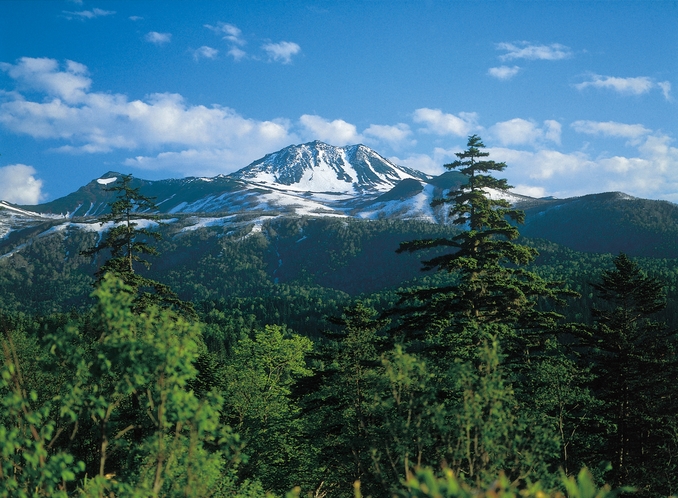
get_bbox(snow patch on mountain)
[233,141,428,194]
[357,183,438,221]
[180,215,237,232]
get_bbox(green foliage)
[81,174,194,317]
[0,330,84,497]
[82,174,161,279]
[395,136,572,354]
[578,254,678,493]
[222,325,313,493]
[397,466,626,498]
[3,154,678,496]
[1,275,248,497]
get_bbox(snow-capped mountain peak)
[232,141,429,194]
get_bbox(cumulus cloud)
[413,108,478,137]
[544,120,562,144]
[205,22,246,45]
[489,118,561,146]
[227,47,247,62]
[658,81,672,100]
[488,66,520,80]
[491,119,540,146]
[487,130,678,201]
[193,46,218,61]
[262,42,301,64]
[390,147,461,176]
[0,57,91,103]
[299,115,361,145]
[574,74,670,99]
[497,42,571,61]
[571,120,651,141]
[0,164,43,204]
[204,23,301,64]
[205,22,248,61]
[363,123,414,149]
[0,57,297,176]
[125,147,285,177]
[62,8,115,20]
[145,32,172,45]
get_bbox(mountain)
[520,192,678,258]
[2,140,678,260]
[16,142,444,222]
[232,141,429,194]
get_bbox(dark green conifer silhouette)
[396,135,570,358]
[585,253,678,492]
[82,174,194,316]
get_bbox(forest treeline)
[1,139,677,497]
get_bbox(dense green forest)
[2,139,677,497]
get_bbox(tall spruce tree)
[82,174,194,316]
[390,135,572,486]
[584,253,678,493]
[396,135,570,359]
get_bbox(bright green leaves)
[222,325,313,493]
[224,325,312,428]
[0,325,85,497]
[1,274,242,497]
[397,466,624,498]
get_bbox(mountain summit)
[232,141,429,194]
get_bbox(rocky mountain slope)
[2,140,678,259]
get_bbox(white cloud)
[544,120,562,145]
[571,120,651,140]
[491,119,540,146]
[487,131,678,202]
[124,147,286,177]
[658,81,672,100]
[490,118,561,146]
[390,147,460,176]
[0,57,91,103]
[193,46,219,61]
[205,22,248,61]
[574,74,669,98]
[512,185,547,198]
[364,123,414,149]
[488,66,520,80]
[145,32,172,45]
[62,8,115,20]
[412,108,477,137]
[0,58,297,176]
[299,115,361,145]
[129,16,143,21]
[204,23,301,64]
[262,42,301,64]
[497,42,571,61]
[0,164,43,204]
[205,22,246,45]
[227,47,247,62]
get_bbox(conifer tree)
[584,253,678,492]
[82,174,194,316]
[396,135,570,358]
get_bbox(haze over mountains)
[1,140,678,259]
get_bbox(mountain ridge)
[2,141,678,259]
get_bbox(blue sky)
[1,0,676,204]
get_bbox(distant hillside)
[521,192,678,258]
